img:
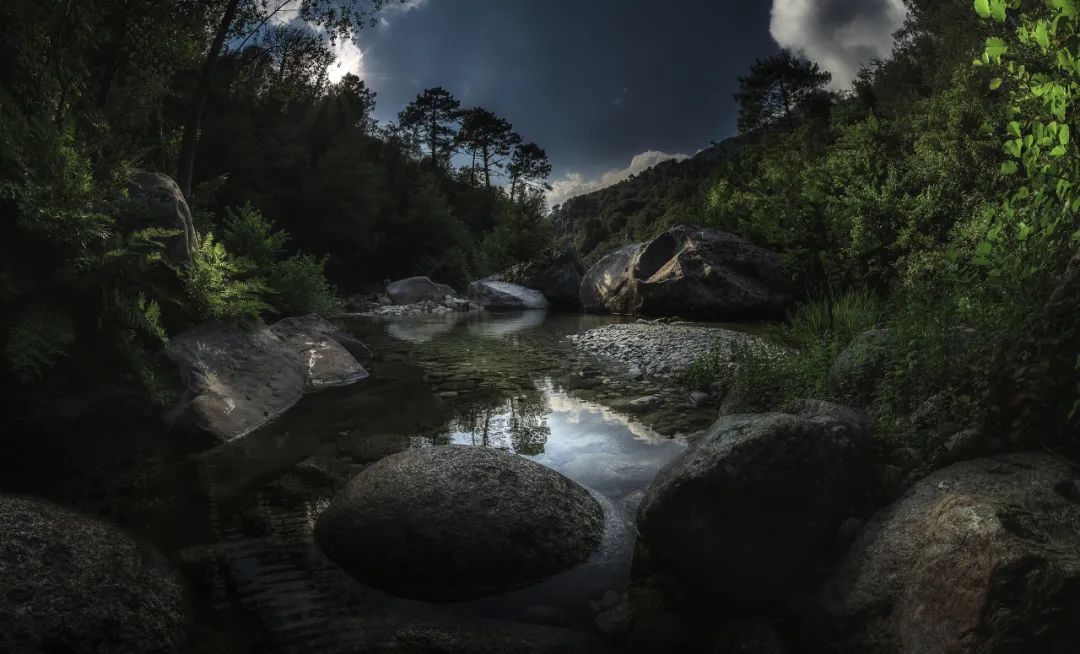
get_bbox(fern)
[4,306,76,382]
[188,232,271,320]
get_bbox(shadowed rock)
[315,445,604,600]
[488,250,584,309]
[637,406,871,609]
[808,453,1080,653]
[0,495,186,654]
[386,276,448,305]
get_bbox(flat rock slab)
[468,280,550,310]
[315,445,604,600]
[167,315,368,441]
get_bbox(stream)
[2,310,729,651]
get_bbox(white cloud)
[769,0,907,88]
[548,150,690,207]
[326,37,365,83]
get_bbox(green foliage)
[188,233,271,321]
[4,307,77,383]
[270,253,343,315]
[683,289,880,408]
[222,203,288,268]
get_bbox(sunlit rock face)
[468,279,550,310]
[166,315,368,441]
[314,445,604,600]
[579,225,795,319]
[808,453,1080,653]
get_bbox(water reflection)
[421,380,685,510]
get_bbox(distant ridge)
[550,136,743,265]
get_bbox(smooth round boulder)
[808,453,1080,653]
[0,495,186,654]
[386,276,447,305]
[315,446,604,600]
[637,407,871,609]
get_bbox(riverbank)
[566,321,766,379]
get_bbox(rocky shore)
[566,321,768,378]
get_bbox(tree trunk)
[176,0,241,203]
[482,143,491,189]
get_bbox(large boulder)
[636,403,872,609]
[167,314,368,440]
[827,329,892,406]
[386,276,447,305]
[809,453,1080,653]
[580,225,795,319]
[121,171,199,264]
[489,250,584,309]
[315,446,604,600]
[468,280,550,310]
[0,495,186,653]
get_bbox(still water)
[6,311,694,650]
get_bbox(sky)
[314,0,908,205]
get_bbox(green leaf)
[991,0,1006,22]
[1034,22,1051,49]
[1060,124,1071,146]
[985,37,1008,59]
[974,0,991,18]
[1001,161,1019,174]
[1051,144,1068,156]
[989,77,1004,90]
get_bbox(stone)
[385,623,613,653]
[0,495,186,654]
[167,315,368,441]
[827,329,892,406]
[488,249,584,309]
[689,391,711,408]
[315,446,604,600]
[809,453,1080,653]
[121,171,199,264]
[580,225,795,319]
[468,279,550,310]
[386,276,446,305]
[637,410,871,608]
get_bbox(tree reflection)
[438,384,551,455]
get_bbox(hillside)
[551,136,742,265]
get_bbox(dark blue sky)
[348,1,774,180]
[324,0,906,203]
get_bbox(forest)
[1,0,553,410]
[3,0,1080,652]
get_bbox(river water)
[4,311,713,651]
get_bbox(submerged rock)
[580,225,795,319]
[808,453,1080,653]
[167,314,368,441]
[315,445,603,600]
[0,495,186,654]
[468,279,550,310]
[386,276,448,305]
[636,405,871,609]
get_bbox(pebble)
[566,324,767,378]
